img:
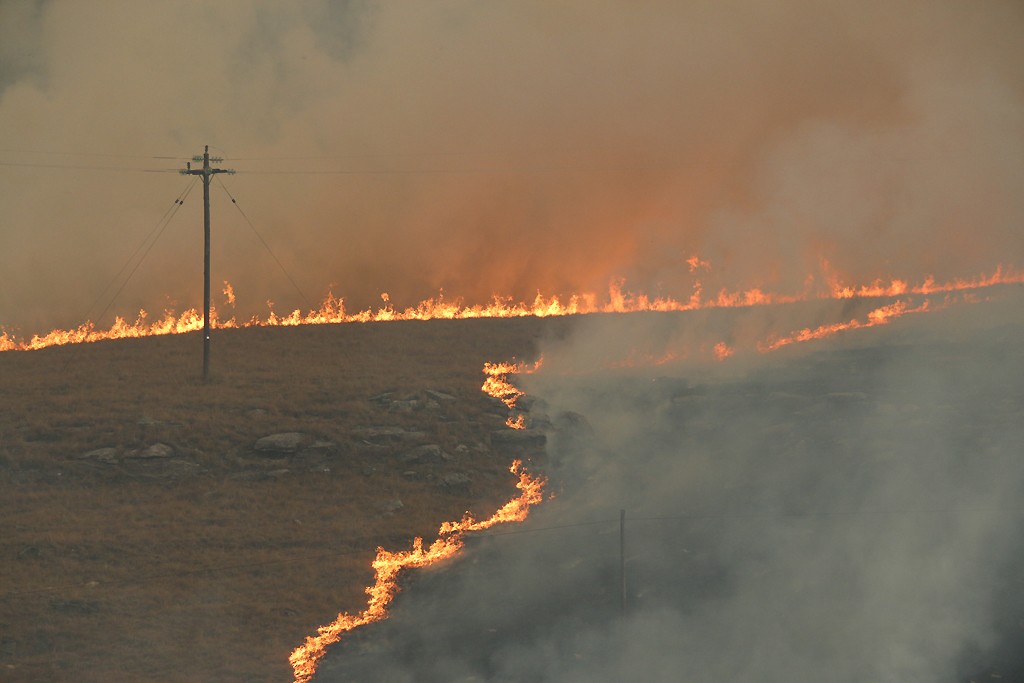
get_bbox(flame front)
[2,264,1021,353]
[288,460,545,682]
[757,299,931,352]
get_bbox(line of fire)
[2,264,1021,359]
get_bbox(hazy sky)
[2,0,1022,332]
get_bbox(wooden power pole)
[181,146,233,380]
[620,508,627,616]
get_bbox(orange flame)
[1,264,1020,353]
[506,414,527,430]
[825,263,1024,299]
[288,351,547,682]
[288,460,546,683]
[686,255,711,272]
[481,358,543,409]
[713,341,734,361]
[757,299,931,352]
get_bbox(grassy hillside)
[0,317,566,682]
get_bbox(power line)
[216,177,315,311]
[231,163,674,176]
[89,178,198,328]
[0,147,191,160]
[227,151,482,161]
[0,160,179,173]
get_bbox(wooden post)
[620,508,626,616]
[182,145,233,380]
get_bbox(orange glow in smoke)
[713,341,734,361]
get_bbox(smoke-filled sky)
[1,0,1023,332]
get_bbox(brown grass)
[0,316,569,682]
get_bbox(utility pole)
[181,145,233,380]
[620,508,627,616]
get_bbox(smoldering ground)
[313,292,1024,682]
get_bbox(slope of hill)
[0,317,564,682]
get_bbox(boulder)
[254,432,309,454]
[440,472,472,494]
[78,447,119,464]
[127,443,174,459]
[425,390,457,403]
[377,499,404,514]
[388,400,419,413]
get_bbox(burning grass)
[0,316,561,683]
[2,288,1018,681]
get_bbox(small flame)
[506,414,527,430]
[481,358,543,409]
[222,281,236,306]
[687,255,711,272]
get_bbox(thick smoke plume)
[314,291,1024,682]
[2,1,1023,332]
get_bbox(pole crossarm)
[178,145,234,380]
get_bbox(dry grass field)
[0,316,568,682]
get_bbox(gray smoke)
[2,1,1023,333]
[314,290,1024,681]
